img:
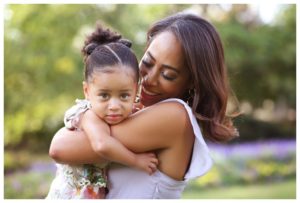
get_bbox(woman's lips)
[140,87,161,101]
[142,87,159,96]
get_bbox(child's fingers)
[151,158,159,165]
[148,153,156,158]
[148,163,157,174]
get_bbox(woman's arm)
[81,110,158,174]
[110,101,189,152]
[49,127,105,164]
[50,101,189,163]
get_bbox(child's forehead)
[89,70,138,93]
[93,65,137,79]
[90,67,137,85]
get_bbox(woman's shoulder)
[135,99,192,134]
[140,99,189,122]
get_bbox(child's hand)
[132,102,144,113]
[135,152,159,175]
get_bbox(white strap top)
[106,98,213,199]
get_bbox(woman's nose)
[144,69,159,86]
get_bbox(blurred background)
[4,4,296,199]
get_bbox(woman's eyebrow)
[147,51,180,74]
[147,51,156,62]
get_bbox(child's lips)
[106,114,122,119]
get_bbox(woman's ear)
[83,81,89,99]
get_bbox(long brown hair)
[147,13,239,142]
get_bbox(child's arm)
[81,110,158,175]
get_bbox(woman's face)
[139,31,191,106]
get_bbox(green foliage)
[4,139,296,199]
[5,171,54,199]
[4,4,296,149]
[234,115,295,141]
[216,5,296,107]
[182,179,296,199]
[4,4,191,148]
[191,141,296,188]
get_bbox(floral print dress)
[46,99,108,199]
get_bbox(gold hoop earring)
[143,75,148,83]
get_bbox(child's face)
[84,66,138,125]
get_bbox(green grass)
[182,179,296,199]
[5,171,54,199]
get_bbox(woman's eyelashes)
[142,60,152,68]
[142,62,176,81]
[141,57,177,81]
[161,72,176,81]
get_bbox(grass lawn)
[182,179,296,199]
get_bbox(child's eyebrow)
[120,89,132,92]
[97,89,111,92]
[97,89,133,92]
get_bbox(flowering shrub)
[194,139,296,187]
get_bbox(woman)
[49,12,238,198]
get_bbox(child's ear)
[83,81,89,99]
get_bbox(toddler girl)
[46,24,158,199]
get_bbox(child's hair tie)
[117,39,132,48]
[85,42,99,55]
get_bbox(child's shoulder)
[64,99,91,130]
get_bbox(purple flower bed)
[202,139,296,185]
[207,139,296,160]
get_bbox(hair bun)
[84,42,98,55]
[82,23,122,57]
[118,39,132,48]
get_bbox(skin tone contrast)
[50,31,195,180]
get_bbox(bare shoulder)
[133,100,190,130]
[112,100,192,152]
[146,100,188,118]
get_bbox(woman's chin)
[140,97,162,107]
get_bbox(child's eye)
[120,93,130,100]
[99,93,109,100]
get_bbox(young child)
[46,24,158,199]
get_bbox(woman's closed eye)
[161,72,176,81]
[161,69,177,81]
[142,60,152,68]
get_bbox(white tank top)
[106,98,213,199]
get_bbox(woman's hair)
[82,23,139,83]
[147,13,239,142]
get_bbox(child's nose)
[108,98,120,110]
